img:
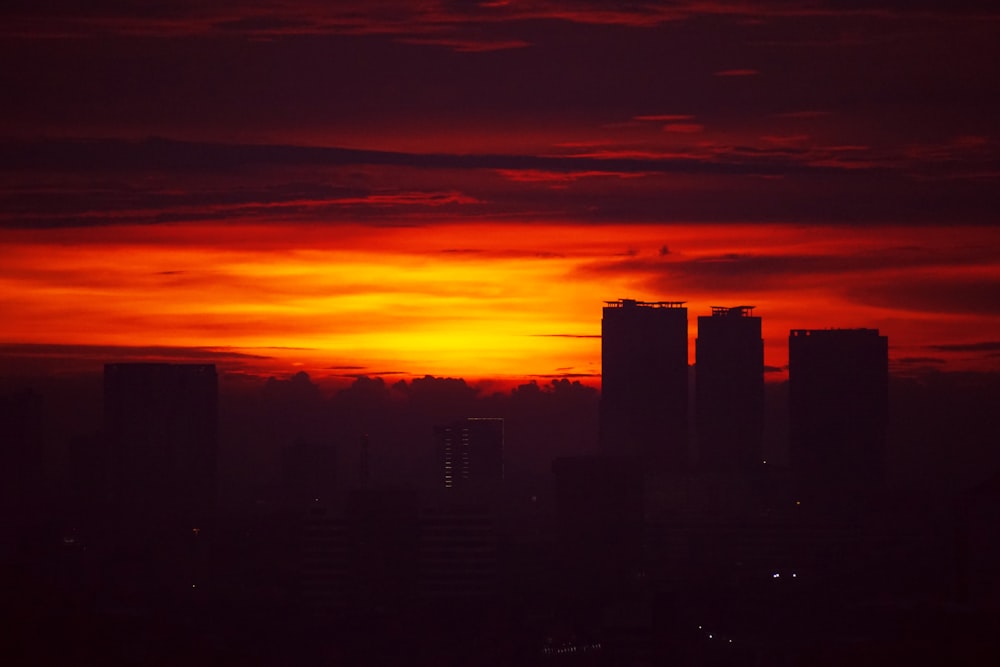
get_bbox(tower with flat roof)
[788,329,888,513]
[696,306,764,470]
[600,298,689,470]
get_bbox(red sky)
[1,1,998,385]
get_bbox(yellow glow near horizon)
[1,221,999,381]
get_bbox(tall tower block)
[696,306,764,470]
[103,363,218,604]
[789,329,888,512]
[600,299,689,470]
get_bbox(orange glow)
[2,222,998,383]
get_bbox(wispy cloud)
[714,68,759,77]
[4,2,995,45]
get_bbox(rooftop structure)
[696,306,764,471]
[600,298,689,470]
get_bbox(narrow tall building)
[434,417,504,491]
[103,363,218,605]
[788,329,888,513]
[600,299,689,470]
[696,306,764,470]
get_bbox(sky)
[1,1,998,386]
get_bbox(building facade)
[788,329,888,513]
[435,417,504,491]
[696,306,764,470]
[600,299,689,470]
[103,362,218,606]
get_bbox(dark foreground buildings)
[696,306,764,470]
[600,298,689,471]
[789,329,888,514]
[103,362,218,607]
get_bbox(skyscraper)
[434,417,504,491]
[788,329,888,513]
[696,306,764,470]
[105,363,218,523]
[600,298,689,470]
[104,363,218,603]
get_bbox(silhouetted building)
[696,306,764,470]
[600,299,689,470]
[0,389,44,525]
[103,363,218,606]
[552,456,644,593]
[419,503,498,604]
[789,329,888,514]
[299,506,350,614]
[298,488,419,614]
[435,417,504,491]
[280,439,337,507]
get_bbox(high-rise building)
[103,363,218,604]
[299,488,419,615]
[419,503,497,604]
[788,329,888,513]
[280,439,337,507]
[696,306,764,470]
[551,456,644,591]
[600,298,689,470]
[434,417,504,491]
[0,389,44,521]
[105,363,218,523]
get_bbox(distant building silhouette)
[600,298,689,470]
[788,329,888,514]
[434,418,504,491]
[298,488,419,614]
[0,389,45,548]
[696,306,764,470]
[103,363,218,606]
[280,439,337,507]
[551,456,644,593]
[0,389,45,524]
[418,502,498,604]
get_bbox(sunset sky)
[1,1,998,386]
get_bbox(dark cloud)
[0,1,997,231]
[0,137,883,177]
[582,247,972,293]
[0,343,269,360]
[714,69,759,77]
[10,137,994,229]
[848,279,1000,316]
[395,37,531,52]
[3,1,994,40]
[928,342,1000,353]
[0,342,273,377]
[530,334,601,339]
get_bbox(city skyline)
[1,2,998,384]
[2,5,998,660]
